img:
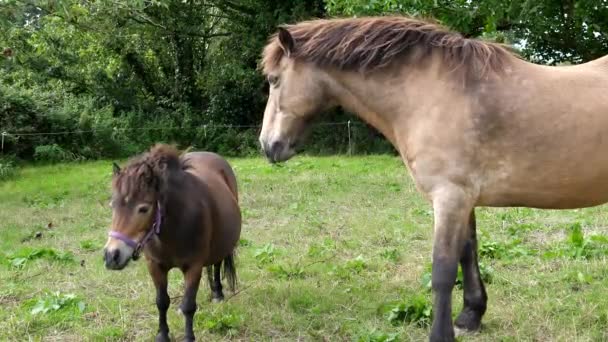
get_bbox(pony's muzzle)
[103,241,133,270]
[103,248,121,269]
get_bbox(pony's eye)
[138,206,150,214]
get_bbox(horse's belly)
[478,174,608,209]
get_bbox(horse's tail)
[222,251,237,292]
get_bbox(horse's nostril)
[267,141,284,163]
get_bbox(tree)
[325,0,608,64]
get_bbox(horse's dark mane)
[113,144,183,198]
[262,16,516,77]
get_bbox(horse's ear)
[278,27,294,57]
[112,162,121,176]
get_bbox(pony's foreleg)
[429,186,474,342]
[147,260,170,342]
[455,210,487,333]
[181,265,203,342]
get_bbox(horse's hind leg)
[209,262,224,302]
[146,260,170,342]
[454,210,487,334]
[181,265,203,342]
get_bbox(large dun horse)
[258,16,608,341]
[103,144,241,342]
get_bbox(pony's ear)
[278,27,294,57]
[112,162,121,176]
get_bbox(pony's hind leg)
[210,262,224,302]
[181,265,203,342]
[146,260,170,342]
[454,210,487,334]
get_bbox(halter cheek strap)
[108,201,163,259]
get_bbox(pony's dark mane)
[113,144,183,198]
[262,16,516,77]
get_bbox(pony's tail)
[222,252,237,292]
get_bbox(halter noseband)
[108,201,163,259]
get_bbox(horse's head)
[104,145,179,270]
[259,27,336,163]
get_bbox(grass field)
[1,155,608,341]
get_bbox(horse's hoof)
[211,296,224,303]
[155,333,170,342]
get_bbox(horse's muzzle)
[261,140,294,163]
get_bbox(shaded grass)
[1,155,608,341]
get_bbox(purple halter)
[108,201,163,259]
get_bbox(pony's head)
[103,144,180,270]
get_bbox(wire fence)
[1,121,384,156]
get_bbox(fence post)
[347,120,352,156]
[204,125,207,138]
[1,132,5,153]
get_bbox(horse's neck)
[327,63,459,147]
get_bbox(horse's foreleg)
[181,265,203,342]
[147,260,170,342]
[429,187,473,342]
[455,210,487,333]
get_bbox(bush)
[0,156,16,180]
[34,144,80,162]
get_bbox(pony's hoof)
[211,296,224,303]
[155,333,170,342]
[454,308,482,334]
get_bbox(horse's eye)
[268,75,279,85]
[138,206,150,214]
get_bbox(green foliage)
[202,312,242,335]
[357,329,399,342]
[268,263,306,279]
[387,295,432,326]
[380,248,400,263]
[0,156,16,180]
[0,0,349,160]
[550,223,608,260]
[238,238,252,247]
[30,292,85,315]
[254,243,277,265]
[479,238,534,260]
[79,240,99,252]
[330,255,367,279]
[4,247,74,269]
[34,144,79,162]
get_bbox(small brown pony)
[259,16,608,342]
[103,144,241,342]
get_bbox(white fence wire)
[1,121,359,154]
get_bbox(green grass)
[1,155,608,341]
